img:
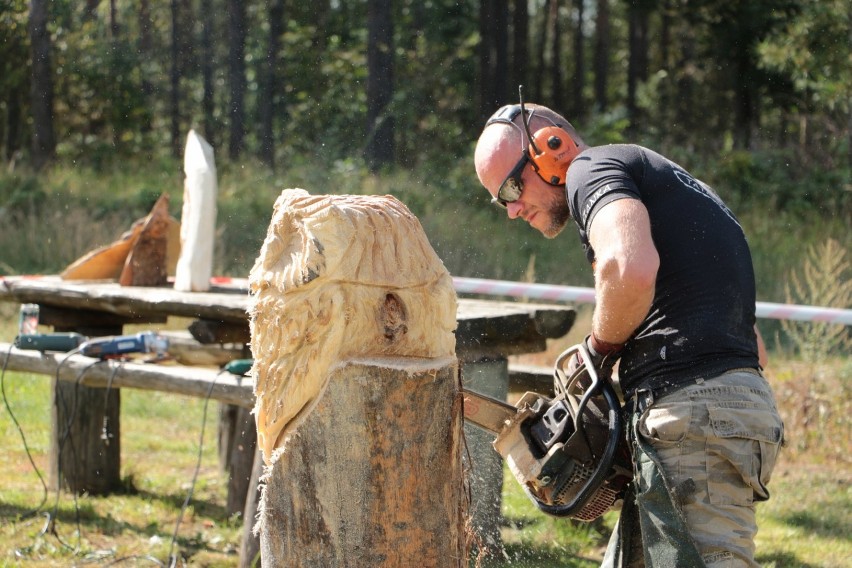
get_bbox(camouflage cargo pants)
[603,369,784,568]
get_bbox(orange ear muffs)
[527,125,580,186]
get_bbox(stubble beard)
[541,196,571,239]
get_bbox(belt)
[628,367,762,415]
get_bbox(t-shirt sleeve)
[566,146,644,235]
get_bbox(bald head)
[473,103,584,238]
[474,103,586,190]
[474,122,521,191]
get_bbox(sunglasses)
[491,151,530,209]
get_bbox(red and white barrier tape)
[452,277,852,326]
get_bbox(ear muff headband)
[484,104,579,186]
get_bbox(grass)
[1,329,850,566]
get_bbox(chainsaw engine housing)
[493,345,632,521]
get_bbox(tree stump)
[50,324,123,495]
[257,359,464,566]
[248,190,466,566]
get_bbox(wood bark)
[593,0,611,110]
[365,0,395,171]
[259,0,285,169]
[510,0,528,95]
[1,344,254,408]
[249,190,464,564]
[227,0,247,160]
[50,324,122,495]
[200,0,216,148]
[548,0,564,110]
[572,0,585,118]
[170,0,181,158]
[28,0,56,170]
[257,359,465,567]
[627,1,652,129]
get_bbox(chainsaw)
[463,342,632,521]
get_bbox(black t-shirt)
[565,144,759,394]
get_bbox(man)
[474,102,783,567]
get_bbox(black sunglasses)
[491,151,530,209]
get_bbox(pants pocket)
[638,402,692,444]
[707,403,784,505]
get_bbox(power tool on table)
[15,331,169,360]
[463,342,632,521]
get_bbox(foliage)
[757,0,851,116]
[781,238,851,361]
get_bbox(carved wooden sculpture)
[248,189,466,566]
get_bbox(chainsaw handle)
[531,342,624,518]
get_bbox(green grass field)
[1,331,849,566]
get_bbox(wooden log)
[188,318,251,346]
[249,190,465,565]
[0,344,254,408]
[257,358,465,567]
[238,449,264,568]
[225,405,257,517]
[119,193,171,287]
[50,324,123,495]
[175,130,217,292]
[158,329,246,367]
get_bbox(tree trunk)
[137,0,154,134]
[627,1,651,129]
[478,0,509,114]
[227,0,247,160]
[572,0,585,118]
[258,360,465,567]
[510,0,529,95]
[50,324,123,495]
[593,0,610,111]
[170,0,182,158]
[259,0,285,169]
[548,0,564,110]
[225,405,257,517]
[532,0,550,100]
[4,88,21,162]
[28,0,56,170]
[200,0,216,148]
[248,190,463,566]
[364,0,395,171]
[109,0,119,38]
[494,0,509,104]
[83,0,99,22]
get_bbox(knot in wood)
[379,293,408,342]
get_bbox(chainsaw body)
[464,343,632,521]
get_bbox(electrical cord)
[6,340,228,566]
[46,350,104,553]
[166,368,224,568]
[0,343,49,518]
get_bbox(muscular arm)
[588,198,659,345]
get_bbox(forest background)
[0,0,849,566]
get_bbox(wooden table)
[0,274,575,563]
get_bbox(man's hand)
[566,332,623,386]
